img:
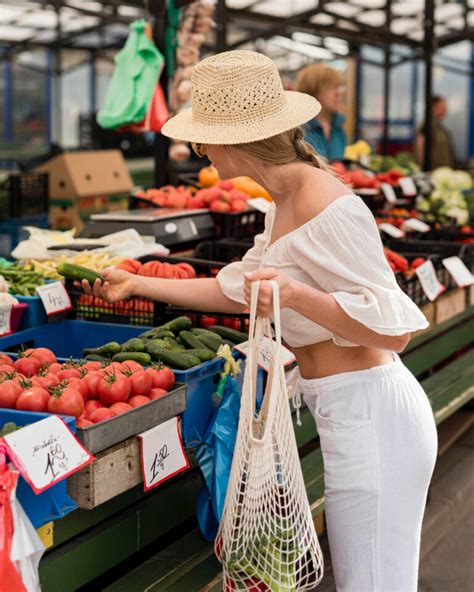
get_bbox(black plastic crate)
[0,173,49,220]
[160,307,250,333]
[193,239,253,263]
[212,210,266,239]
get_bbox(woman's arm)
[244,269,411,353]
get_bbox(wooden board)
[412,302,435,338]
[435,289,466,325]
[68,437,142,509]
[437,410,474,457]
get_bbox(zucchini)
[121,338,145,352]
[182,349,215,362]
[162,336,185,352]
[179,330,213,352]
[57,262,104,285]
[147,347,201,369]
[112,352,151,365]
[138,329,158,339]
[83,342,121,356]
[85,354,108,363]
[151,330,176,340]
[156,316,192,334]
[208,325,248,344]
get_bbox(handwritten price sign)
[1,416,93,493]
[36,282,72,316]
[139,417,189,491]
[415,260,446,301]
[234,336,296,372]
[0,304,13,336]
[442,256,474,288]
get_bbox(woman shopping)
[80,51,438,591]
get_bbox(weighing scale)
[79,207,216,251]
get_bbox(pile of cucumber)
[82,316,248,370]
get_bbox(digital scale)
[79,207,216,251]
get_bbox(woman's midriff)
[291,340,394,379]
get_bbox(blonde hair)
[233,127,330,171]
[295,64,342,99]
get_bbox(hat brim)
[161,91,321,145]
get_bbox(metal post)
[53,0,62,145]
[216,0,227,53]
[468,43,474,157]
[353,45,362,141]
[423,0,435,170]
[89,50,97,114]
[382,0,392,155]
[3,55,13,142]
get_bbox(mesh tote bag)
[216,281,324,591]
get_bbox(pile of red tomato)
[0,348,175,428]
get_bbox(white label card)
[378,223,405,238]
[442,256,474,288]
[402,218,431,233]
[36,282,73,316]
[0,304,12,336]
[234,336,296,372]
[359,155,370,167]
[1,416,93,493]
[381,182,397,204]
[247,198,271,214]
[139,417,189,491]
[398,177,417,196]
[415,260,446,301]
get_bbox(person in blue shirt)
[295,63,347,160]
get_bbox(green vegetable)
[151,330,176,340]
[179,330,213,351]
[162,336,185,352]
[145,347,201,369]
[182,348,215,362]
[112,352,151,364]
[0,422,20,437]
[156,316,192,334]
[121,338,145,352]
[83,342,121,356]
[57,262,105,285]
[85,354,109,363]
[208,325,248,344]
[138,328,159,339]
[189,329,222,352]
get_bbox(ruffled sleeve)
[286,196,429,346]
[216,204,275,305]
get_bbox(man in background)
[416,96,455,170]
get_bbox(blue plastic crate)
[0,215,49,258]
[15,293,48,330]
[0,409,77,528]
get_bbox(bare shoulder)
[296,166,353,221]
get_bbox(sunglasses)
[191,142,207,158]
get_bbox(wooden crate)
[68,436,142,509]
[412,302,435,338]
[435,289,466,325]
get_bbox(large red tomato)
[14,356,42,377]
[109,402,133,416]
[83,361,102,372]
[16,387,49,412]
[48,362,62,375]
[128,395,150,408]
[65,377,89,401]
[120,360,144,373]
[0,380,21,408]
[34,372,60,392]
[98,373,131,406]
[90,408,115,424]
[84,399,104,418]
[0,364,15,377]
[146,367,175,391]
[24,348,57,366]
[130,370,152,397]
[48,388,84,418]
[83,370,103,400]
[0,353,13,366]
[77,418,93,428]
[149,388,168,401]
[57,368,81,380]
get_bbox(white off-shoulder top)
[216,194,429,348]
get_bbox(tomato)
[0,380,21,408]
[84,399,104,418]
[90,408,115,424]
[202,316,218,329]
[0,364,15,377]
[77,418,93,428]
[106,362,124,374]
[26,348,57,366]
[120,360,144,373]
[130,370,152,397]
[98,373,131,406]
[149,388,168,400]
[48,362,62,375]
[58,368,81,380]
[0,354,13,366]
[109,402,133,415]
[16,387,49,412]
[14,356,42,377]
[83,361,102,372]
[128,395,150,408]
[83,370,103,400]
[34,373,60,392]
[146,367,174,391]
[48,388,84,418]
[66,377,89,401]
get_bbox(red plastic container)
[9,303,28,333]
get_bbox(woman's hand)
[243,268,294,317]
[78,269,137,303]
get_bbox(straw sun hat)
[161,50,321,145]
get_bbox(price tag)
[415,260,446,301]
[234,336,296,372]
[0,304,13,336]
[398,177,417,196]
[1,416,94,494]
[380,182,397,204]
[402,218,431,233]
[442,256,474,288]
[247,198,271,214]
[139,417,189,491]
[36,282,72,316]
[359,154,370,167]
[378,223,405,238]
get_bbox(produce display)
[383,248,426,276]
[369,152,420,176]
[27,252,126,281]
[332,161,406,190]
[116,258,197,279]
[0,259,47,296]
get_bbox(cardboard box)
[35,150,133,199]
[49,194,128,231]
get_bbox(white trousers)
[300,355,438,592]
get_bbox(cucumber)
[179,330,213,352]
[156,316,192,334]
[112,352,151,365]
[151,330,176,340]
[147,347,201,369]
[83,342,121,356]
[138,328,158,339]
[208,325,248,344]
[85,354,109,363]
[57,262,104,285]
[182,349,215,362]
[162,337,185,352]
[121,338,145,352]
